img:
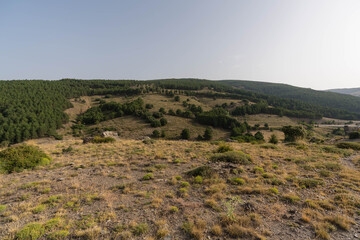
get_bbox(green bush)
[336,142,360,150]
[269,134,279,144]
[0,145,52,173]
[349,132,360,139]
[229,177,245,185]
[90,136,116,143]
[254,131,265,141]
[152,130,160,138]
[0,205,6,212]
[132,223,149,236]
[210,151,251,164]
[142,173,154,180]
[160,118,168,126]
[203,127,213,141]
[216,144,233,153]
[180,129,190,140]
[282,125,306,142]
[193,176,203,184]
[298,178,324,188]
[16,223,45,240]
[186,165,214,178]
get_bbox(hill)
[219,80,360,114]
[328,88,360,97]
[1,78,360,146]
[1,79,360,239]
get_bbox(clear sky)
[1,0,359,90]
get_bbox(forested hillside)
[1,78,360,146]
[220,80,360,113]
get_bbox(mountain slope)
[219,80,360,114]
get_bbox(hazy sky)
[1,0,359,90]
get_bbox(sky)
[0,0,359,90]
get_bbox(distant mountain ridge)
[327,88,360,97]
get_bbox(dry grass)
[0,121,359,239]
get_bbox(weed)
[229,177,245,185]
[194,176,203,184]
[32,204,46,214]
[142,173,154,180]
[281,194,301,204]
[169,206,179,213]
[223,196,243,220]
[132,223,149,236]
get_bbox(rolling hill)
[219,80,360,114]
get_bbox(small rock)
[57,178,65,181]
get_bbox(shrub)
[253,167,264,174]
[336,142,360,150]
[298,178,324,188]
[349,132,360,139]
[132,223,149,236]
[150,120,161,127]
[186,166,214,178]
[0,145,52,173]
[32,204,46,214]
[181,129,190,140]
[170,206,179,213]
[180,181,190,187]
[159,107,166,114]
[15,223,45,240]
[62,146,73,153]
[216,144,233,153]
[282,125,306,142]
[194,176,203,184]
[281,194,300,204]
[210,151,251,164]
[145,104,153,109]
[254,131,264,141]
[203,127,213,141]
[152,130,160,138]
[268,187,279,195]
[161,130,166,138]
[269,134,279,144]
[142,173,154,180]
[152,112,163,119]
[47,230,70,240]
[90,136,115,143]
[229,177,245,185]
[143,139,155,144]
[160,118,168,126]
[0,205,6,212]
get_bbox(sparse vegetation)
[0,80,359,240]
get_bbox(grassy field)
[0,137,359,239]
[1,92,360,240]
